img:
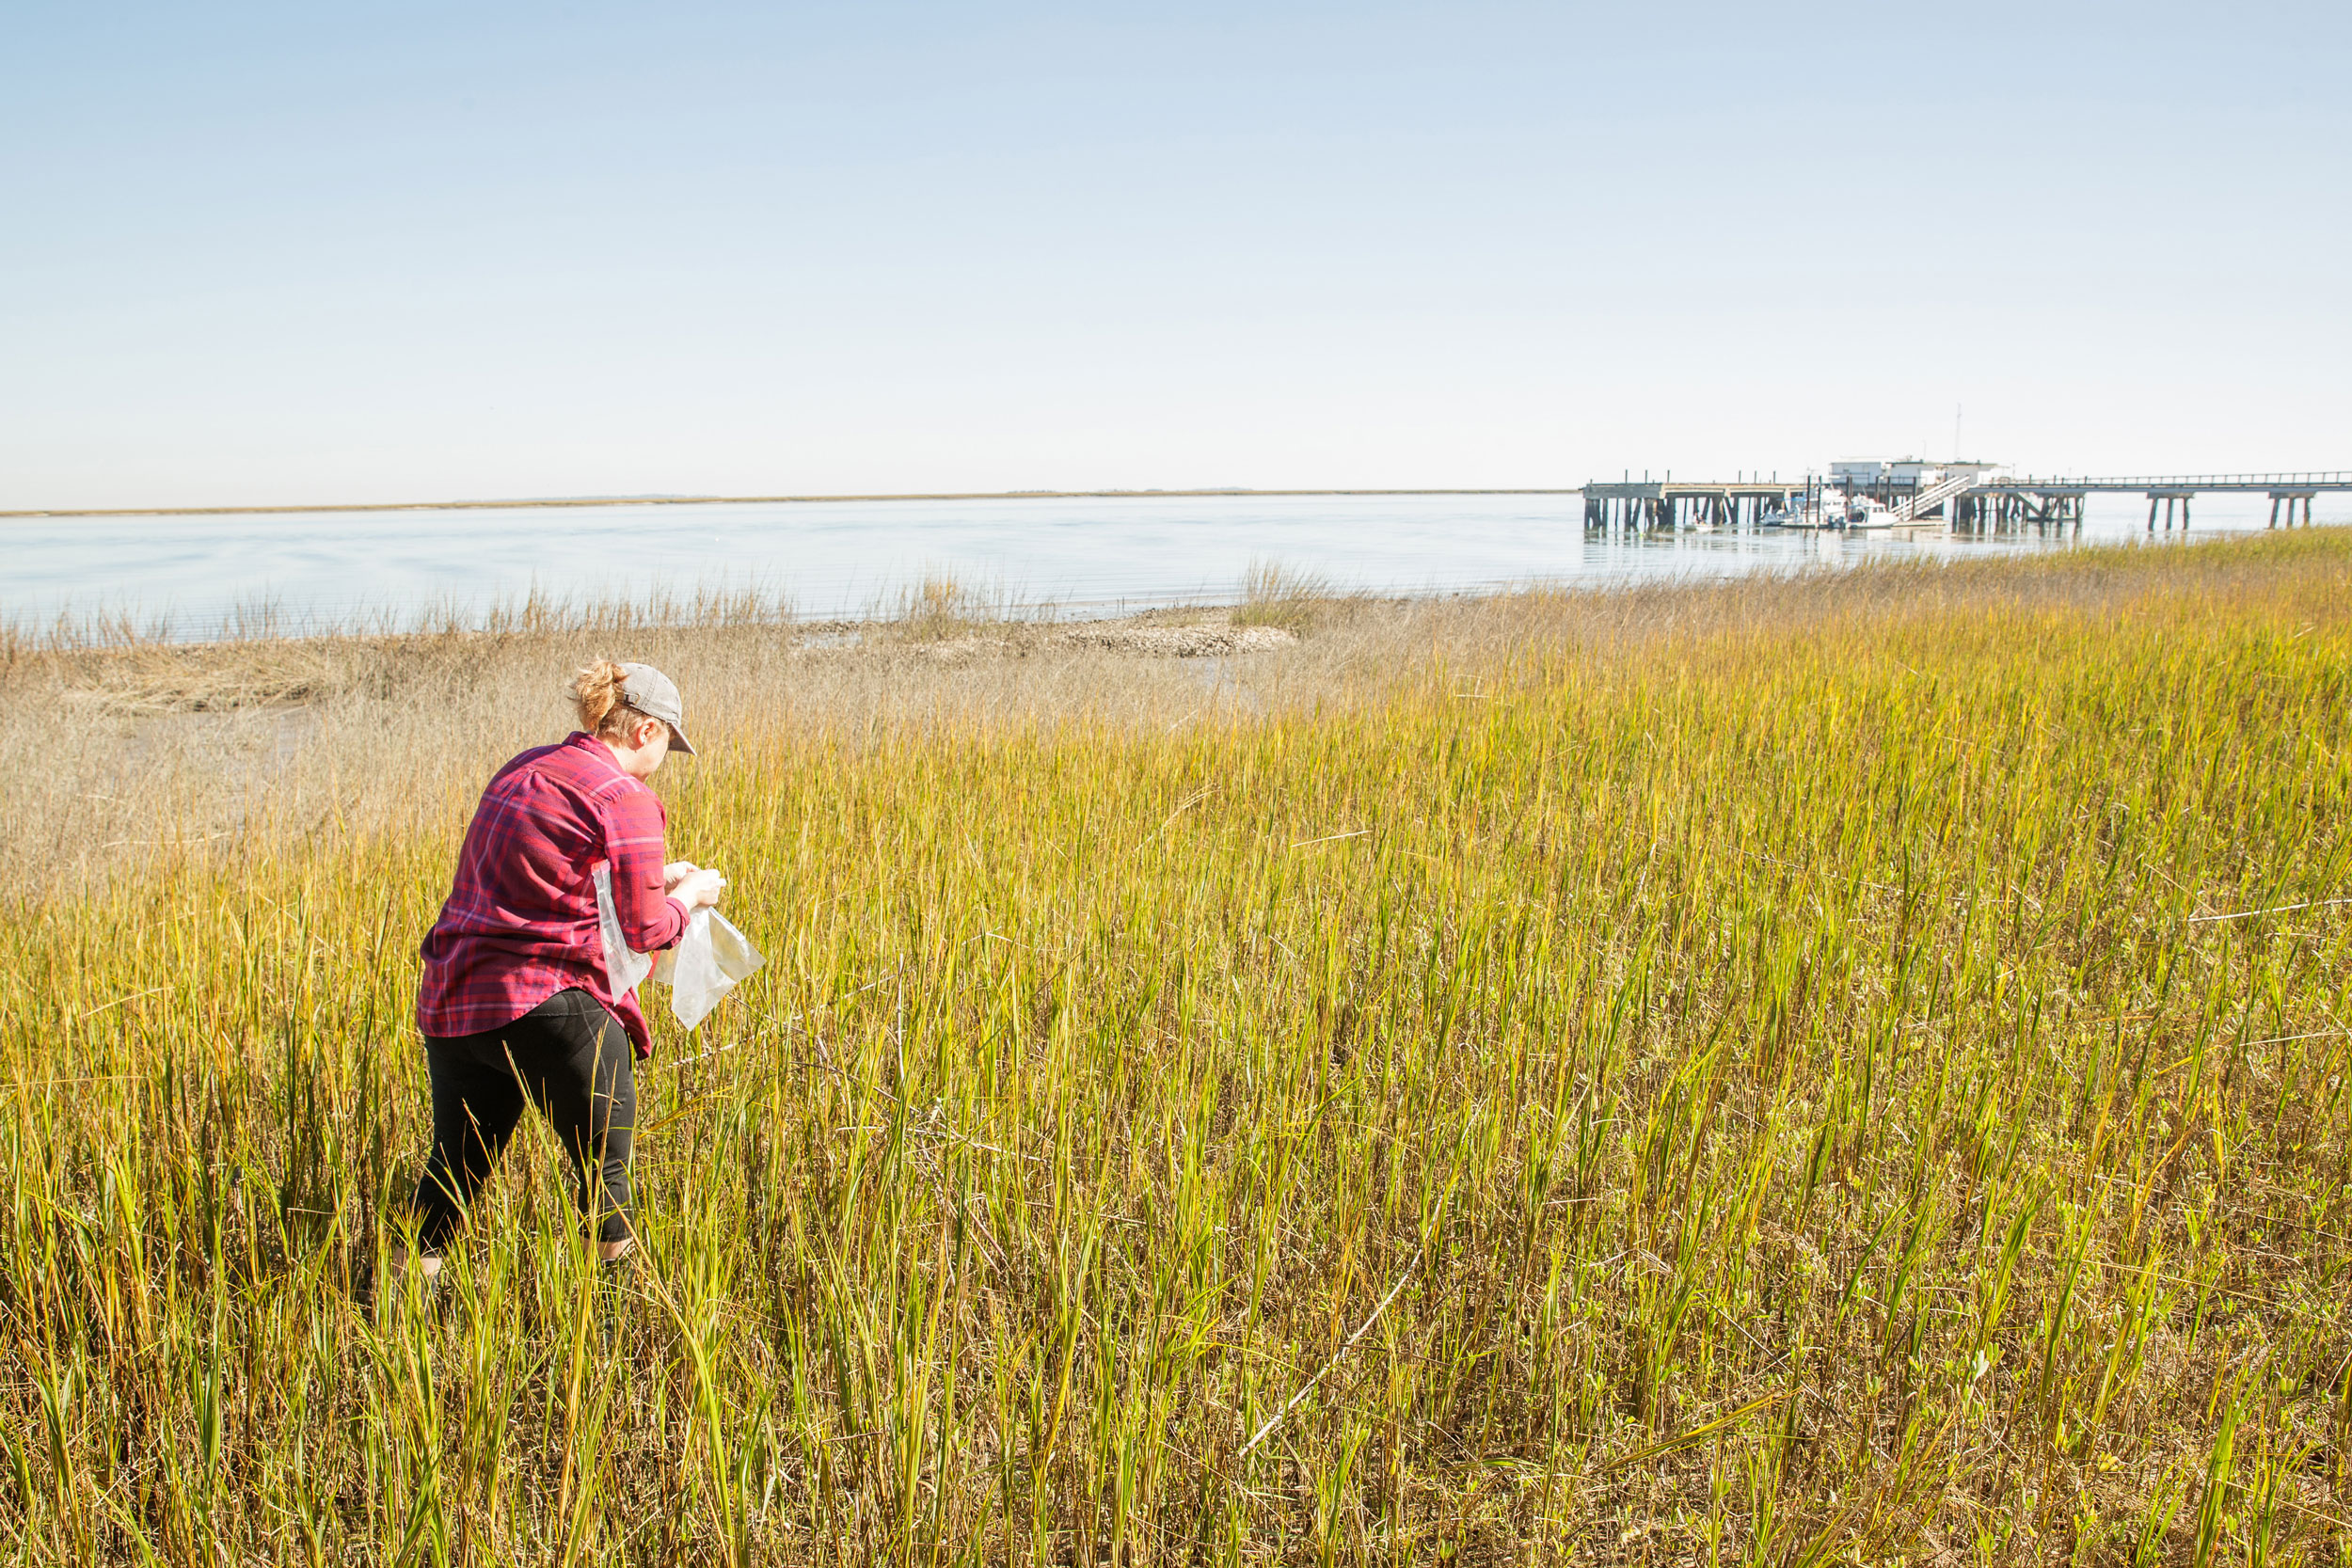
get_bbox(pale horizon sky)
[4,1,2346,510]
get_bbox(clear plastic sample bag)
[596,863,765,1030]
[650,908,766,1030]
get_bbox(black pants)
[413,988,637,1250]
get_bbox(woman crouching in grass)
[399,659,724,1321]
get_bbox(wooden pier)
[1947,488,2085,529]
[1582,468,2348,534]
[1972,470,2352,533]
[1582,477,1805,531]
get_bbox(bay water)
[1,489,2312,640]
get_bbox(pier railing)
[1985,470,2352,491]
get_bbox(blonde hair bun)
[571,659,634,737]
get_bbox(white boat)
[1841,495,1905,530]
[1762,488,1864,529]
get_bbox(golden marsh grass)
[3,532,2351,1562]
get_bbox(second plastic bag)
[650,908,766,1030]
[592,863,656,998]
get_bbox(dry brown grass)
[9,540,2332,899]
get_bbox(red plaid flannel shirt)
[417,732,690,1058]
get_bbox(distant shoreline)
[0,486,1581,521]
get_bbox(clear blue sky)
[4,1,2344,507]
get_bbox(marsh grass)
[885,574,1026,642]
[3,532,2352,1561]
[1232,560,1350,634]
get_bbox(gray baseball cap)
[618,662,697,755]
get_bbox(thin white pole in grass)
[667,1039,743,1069]
[1239,1256,1421,1458]
[2188,896,2352,925]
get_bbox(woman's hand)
[662,861,698,892]
[673,867,726,910]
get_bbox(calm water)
[3,490,2321,639]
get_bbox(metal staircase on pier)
[1894,469,1979,522]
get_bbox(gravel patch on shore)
[1055,624,1297,657]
